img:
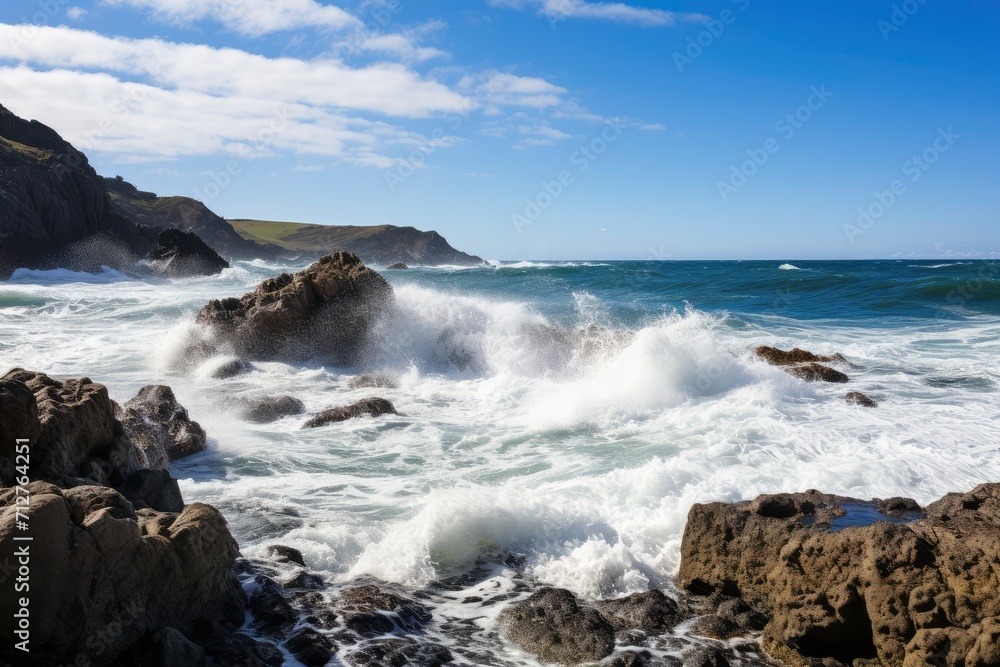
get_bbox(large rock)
[119,384,208,467]
[0,483,245,665]
[302,397,397,429]
[0,104,148,278]
[146,228,230,277]
[196,252,393,363]
[754,346,850,384]
[497,587,616,665]
[678,485,1000,667]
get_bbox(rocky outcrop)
[302,397,397,428]
[196,252,393,363]
[146,228,230,277]
[677,485,1000,667]
[755,346,850,384]
[498,588,617,665]
[0,104,149,278]
[119,384,208,468]
[386,262,408,270]
[0,482,245,665]
[239,395,306,423]
[105,176,279,261]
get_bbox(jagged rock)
[119,385,207,467]
[196,252,393,363]
[596,590,681,634]
[0,368,142,489]
[249,576,298,637]
[146,228,229,277]
[303,397,397,429]
[204,633,285,667]
[285,628,334,667]
[0,484,244,665]
[754,346,846,366]
[338,585,432,637]
[497,587,616,665]
[689,596,768,640]
[678,485,1000,667]
[266,544,306,566]
[846,391,878,407]
[344,637,454,667]
[786,363,849,383]
[348,373,398,390]
[239,395,306,423]
[386,263,408,270]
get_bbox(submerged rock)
[285,627,334,666]
[348,373,399,389]
[345,637,453,667]
[196,251,393,364]
[678,485,1000,667]
[119,384,207,467]
[846,390,878,407]
[302,397,398,429]
[239,395,306,423]
[146,228,230,277]
[786,362,849,383]
[338,585,432,636]
[596,590,682,634]
[385,262,408,270]
[211,358,252,379]
[498,587,616,665]
[266,544,306,567]
[755,345,851,384]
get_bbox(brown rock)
[755,346,846,366]
[846,391,878,407]
[497,587,616,665]
[302,397,397,429]
[0,483,244,665]
[786,363,849,383]
[678,485,1000,667]
[348,373,398,390]
[338,585,432,637]
[120,385,207,467]
[195,252,393,363]
[596,590,681,634]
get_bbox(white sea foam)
[778,263,802,270]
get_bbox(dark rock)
[303,397,398,429]
[211,358,252,379]
[204,633,285,667]
[339,585,432,637]
[602,650,682,666]
[118,468,184,513]
[0,486,244,665]
[754,346,845,366]
[240,395,306,423]
[146,228,229,277]
[348,373,399,390]
[683,647,731,667]
[266,544,306,566]
[596,590,681,634]
[249,576,298,636]
[386,263,408,270]
[344,637,453,667]
[846,391,878,407]
[0,104,147,279]
[678,484,1000,667]
[875,496,922,516]
[115,627,206,667]
[285,628,334,666]
[786,363,849,383]
[195,252,394,364]
[497,587,616,665]
[119,385,207,466]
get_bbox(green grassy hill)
[229,219,483,266]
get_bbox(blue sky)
[1,0,997,260]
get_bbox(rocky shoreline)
[1,254,997,666]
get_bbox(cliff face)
[231,219,485,266]
[0,104,148,277]
[104,177,280,260]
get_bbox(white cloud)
[0,25,467,118]
[639,122,665,131]
[101,0,360,36]
[347,21,450,63]
[489,0,706,27]
[67,7,87,20]
[461,72,568,109]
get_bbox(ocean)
[2,258,999,664]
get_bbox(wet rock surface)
[146,228,230,277]
[239,395,306,423]
[303,397,398,428]
[196,251,393,363]
[119,384,207,467]
[348,373,399,389]
[678,484,1000,667]
[846,391,878,407]
[754,346,851,383]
